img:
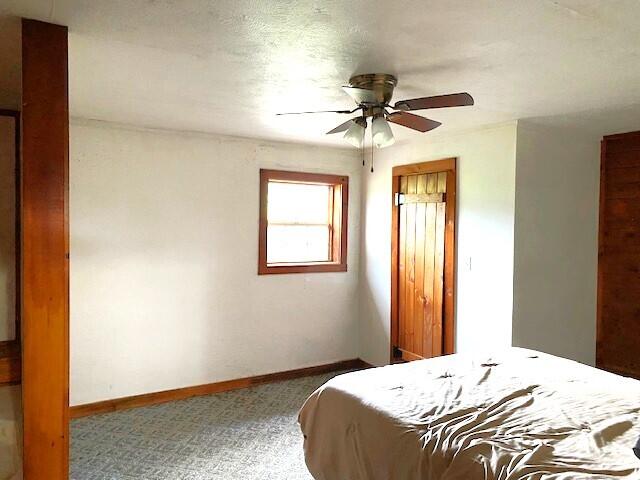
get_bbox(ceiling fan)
[277,73,474,149]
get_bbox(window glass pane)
[267,182,330,225]
[267,225,330,263]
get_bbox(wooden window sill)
[259,262,347,275]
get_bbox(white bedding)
[298,348,640,479]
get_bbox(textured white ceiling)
[3,0,640,145]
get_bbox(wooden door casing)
[391,159,456,363]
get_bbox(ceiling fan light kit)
[277,73,474,169]
[343,117,367,148]
[372,114,395,148]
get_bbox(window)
[259,169,348,274]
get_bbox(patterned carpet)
[71,371,343,480]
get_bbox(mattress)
[298,348,640,479]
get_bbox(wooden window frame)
[390,158,457,362]
[258,169,348,275]
[0,109,21,386]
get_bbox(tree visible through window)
[258,170,348,274]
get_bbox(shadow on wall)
[359,279,392,366]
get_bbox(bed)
[298,348,640,479]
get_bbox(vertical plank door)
[396,172,447,360]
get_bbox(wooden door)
[598,132,640,378]
[391,159,456,362]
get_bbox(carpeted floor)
[71,371,343,480]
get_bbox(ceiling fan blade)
[276,108,356,115]
[342,86,378,105]
[326,119,355,134]
[393,92,474,111]
[387,112,442,132]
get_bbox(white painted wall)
[70,120,361,405]
[70,117,602,404]
[359,123,518,366]
[512,121,600,365]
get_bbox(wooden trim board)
[443,163,457,355]
[596,137,607,370]
[21,19,70,480]
[71,358,372,418]
[392,159,456,177]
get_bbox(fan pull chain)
[370,127,374,173]
[362,115,367,167]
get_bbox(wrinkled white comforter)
[299,348,640,479]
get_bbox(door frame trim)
[390,158,457,362]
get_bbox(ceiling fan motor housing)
[349,73,397,106]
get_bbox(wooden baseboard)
[70,358,372,419]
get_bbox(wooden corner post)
[21,18,70,479]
